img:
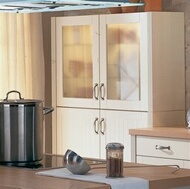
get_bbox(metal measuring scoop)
[64,149,91,175]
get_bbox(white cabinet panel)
[56,107,100,158]
[135,136,190,169]
[57,108,149,161]
[100,111,149,161]
[137,136,190,160]
[137,156,184,168]
[183,161,190,169]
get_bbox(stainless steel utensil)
[64,149,91,175]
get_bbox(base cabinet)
[56,107,149,161]
[56,108,99,158]
[137,156,190,169]
[135,136,190,169]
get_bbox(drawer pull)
[155,145,170,150]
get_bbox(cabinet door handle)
[93,83,99,100]
[93,117,99,134]
[155,145,171,150]
[100,118,105,135]
[100,83,105,100]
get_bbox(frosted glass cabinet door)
[100,14,148,111]
[56,16,99,108]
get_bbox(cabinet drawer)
[136,136,190,160]
[137,156,185,168]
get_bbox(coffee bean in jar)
[106,143,124,178]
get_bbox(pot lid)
[0,90,42,104]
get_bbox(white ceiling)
[0,0,144,13]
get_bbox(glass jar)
[106,143,124,178]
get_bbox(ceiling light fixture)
[0,0,144,13]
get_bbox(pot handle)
[43,106,54,115]
[4,90,24,101]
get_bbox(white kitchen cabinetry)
[136,136,190,169]
[51,12,185,161]
[56,107,100,158]
[56,107,148,160]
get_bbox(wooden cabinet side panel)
[151,12,185,112]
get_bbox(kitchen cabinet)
[129,127,190,169]
[54,14,147,111]
[56,107,148,160]
[56,107,100,158]
[136,136,190,169]
[51,12,185,161]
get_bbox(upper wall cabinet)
[52,12,185,112]
[54,14,147,111]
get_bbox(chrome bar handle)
[93,83,99,100]
[100,118,105,135]
[93,117,99,134]
[155,145,171,150]
[100,83,105,100]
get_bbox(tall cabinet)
[51,12,185,161]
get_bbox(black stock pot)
[0,90,54,164]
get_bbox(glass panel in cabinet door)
[62,25,93,99]
[107,23,140,101]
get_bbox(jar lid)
[106,142,124,150]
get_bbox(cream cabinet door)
[99,13,148,111]
[56,107,100,158]
[53,15,100,109]
[100,110,149,161]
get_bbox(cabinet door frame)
[99,13,149,111]
[55,15,100,109]
[56,107,100,158]
[100,110,149,161]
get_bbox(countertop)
[0,165,109,189]
[129,126,190,139]
[2,160,190,189]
